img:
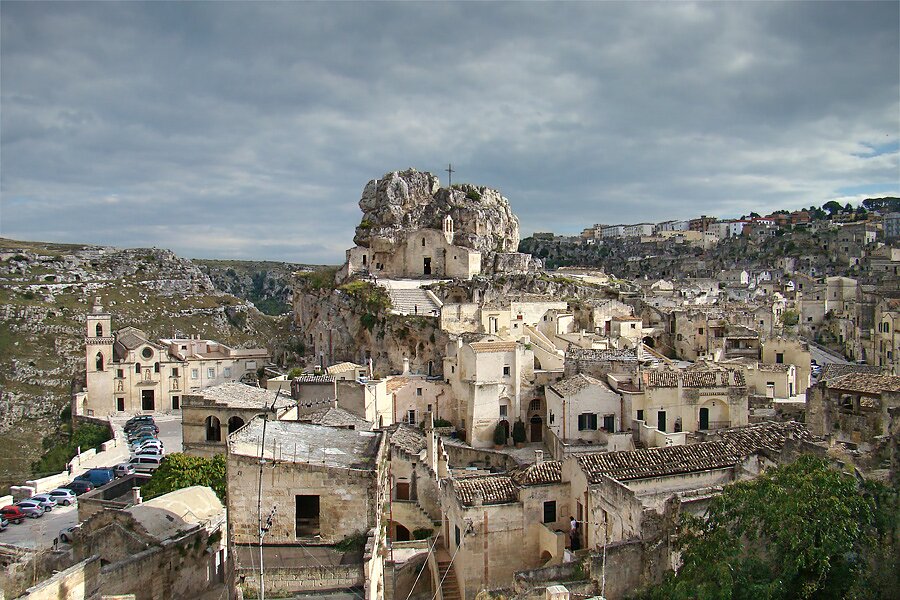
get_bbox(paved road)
[4,414,184,551]
[0,501,77,549]
[808,344,850,367]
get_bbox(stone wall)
[20,555,101,600]
[237,563,364,597]
[441,439,521,471]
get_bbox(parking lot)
[2,414,183,550]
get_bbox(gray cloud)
[2,1,897,263]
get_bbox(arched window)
[885,322,891,333]
[205,416,222,442]
[154,362,160,373]
[95,322,103,337]
[135,363,141,374]
[228,416,245,434]
[95,352,104,371]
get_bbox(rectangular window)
[191,369,199,380]
[636,409,644,421]
[135,363,141,374]
[295,495,320,537]
[427,404,433,413]
[578,413,598,431]
[775,353,784,364]
[172,396,180,410]
[224,367,232,377]
[455,525,461,548]
[172,367,179,377]
[407,410,416,425]
[503,366,511,376]
[543,500,557,524]
[499,405,508,417]
[698,328,704,335]
[117,397,125,412]
[116,369,124,379]
[207,367,215,379]
[603,414,615,432]
[416,387,423,396]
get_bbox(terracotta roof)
[550,373,609,397]
[386,376,411,394]
[115,327,151,350]
[389,425,427,455]
[577,442,739,483]
[469,341,518,354]
[566,348,640,362]
[509,461,562,486]
[455,474,518,506]
[758,363,791,373]
[828,373,900,394]
[646,368,745,388]
[716,421,818,455]
[819,364,882,383]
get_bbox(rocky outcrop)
[353,169,531,273]
[197,259,304,315]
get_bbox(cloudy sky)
[2,2,898,264]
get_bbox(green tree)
[141,452,227,502]
[634,456,896,600]
[781,309,800,327]
[823,200,843,216]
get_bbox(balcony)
[700,420,731,431]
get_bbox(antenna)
[256,387,281,600]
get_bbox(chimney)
[472,488,483,507]
[131,487,142,505]
[534,449,544,464]
[402,357,410,375]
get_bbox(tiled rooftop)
[386,376,411,394]
[469,341,519,354]
[549,373,610,397]
[828,372,900,394]
[455,474,518,506]
[577,442,739,483]
[819,364,882,383]
[646,368,745,388]
[509,461,562,486]
[716,421,817,455]
[300,407,372,431]
[327,362,365,375]
[389,424,427,455]
[566,348,639,362]
[295,374,336,384]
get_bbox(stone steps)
[437,559,461,600]
[388,288,441,316]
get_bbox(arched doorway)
[530,415,543,442]
[205,416,221,442]
[642,336,655,348]
[394,523,411,542]
[228,416,245,434]
[499,419,510,442]
[699,399,729,430]
[534,355,543,370]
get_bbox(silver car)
[29,494,58,511]
[15,500,45,518]
[48,488,77,506]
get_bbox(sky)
[2,1,898,264]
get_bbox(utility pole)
[256,389,280,600]
[446,163,455,188]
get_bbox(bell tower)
[85,297,114,411]
[443,214,455,245]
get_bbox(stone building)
[82,298,268,416]
[227,417,388,598]
[74,486,227,600]
[545,373,629,454]
[635,364,749,435]
[181,382,293,457]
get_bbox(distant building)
[81,298,269,416]
[884,212,900,240]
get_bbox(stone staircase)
[388,287,442,316]
[436,553,461,600]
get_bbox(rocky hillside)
[353,169,524,272]
[196,259,312,315]
[0,239,291,491]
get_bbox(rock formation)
[351,168,538,275]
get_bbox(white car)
[47,488,77,506]
[131,445,163,457]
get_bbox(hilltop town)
[1,169,897,600]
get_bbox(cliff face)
[196,259,306,315]
[0,239,289,491]
[352,169,524,272]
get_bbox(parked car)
[75,468,116,488]
[28,494,58,512]
[128,433,157,446]
[48,488,78,506]
[134,439,164,450]
[127,424,159,437]
[15,500,45,518]
[59,526,78,543]
[114,462,136,477]
[132,445,163,457]
[124,415,155,432]
[61,480,94,496]
[129,455,162,473]
[0,506,26,524]
[0,517,8,531]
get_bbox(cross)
[446,163,455,188]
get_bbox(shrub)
[142,453,226,502]
[512,420,527,444]
[433,418,452,428]
[413,528,433,540]
[493,422,507,446]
